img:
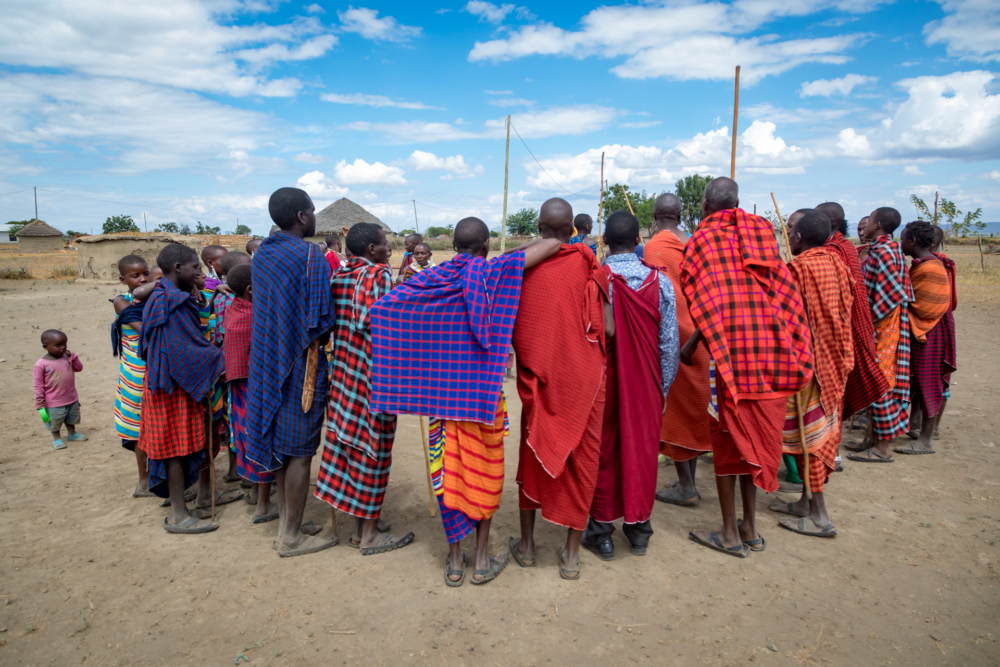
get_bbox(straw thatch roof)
[15,219,63,237]
[314,198,393,235]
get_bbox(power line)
[36,187,181,213]
[508,121,602,198]
[0,187,34,197]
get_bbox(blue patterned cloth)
[245,231,335,470]
[370,252,525,424]
[139,278,223,403]
[604,253,680,396]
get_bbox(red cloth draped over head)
[642,230,711,459]
[590,269,663,525]
[513,244,609,478]
[680,208,814,403]
[787,246,855,417]
[824,232,889,417]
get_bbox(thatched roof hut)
[15,219,64,252]
[308,198,394,244]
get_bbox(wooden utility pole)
[143,212,147,232]
[731,65,741,181]
[501,114,511,253]
[412,200,419,234]
[933,191,939,225]
[597,152,605,261]
[34,186,38,220]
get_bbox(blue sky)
[1,0,999,236]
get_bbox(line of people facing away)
[97,177,955,584]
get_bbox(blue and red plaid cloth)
[139,278,223,404]
[245,232,335,470]
[863,235,913,402]
[371,251,525,424]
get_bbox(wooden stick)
[208,381,217,520]
[501,115,510,254]
[597,152,605,261]
[731,65,741,181]
[793,392,813,500]
[624,187,635,215]
[419,417,436,517]
[770,192,792,262]
[301,342,319,412]
[978,233,985,270]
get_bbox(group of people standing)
[105,177,956,584]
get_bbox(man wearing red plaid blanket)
[680,178,814,557]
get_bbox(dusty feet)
[471,551,509,585]
[509,536,536,567]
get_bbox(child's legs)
[255,481,273,515]
[63,401,81,435]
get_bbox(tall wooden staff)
[501,115,511,253]
[207,380,217,520]
[731,65,741,180]
[770,193,812,499]
[420,417,436,517]
[597,152,605,260]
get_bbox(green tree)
[7,219,33,236]
[103,214,140,234]
[505,207,539,236]
[178,224,192,235]
[425,225,452,237]
[399,228,416,236]
[489,230,499,238]
[155,221,179,233]
[234,223,251,236]
[601,184,656,237]
[64,229,84,238]
[675,174,714,233]
[941,199,984,237]
[909,195,940,225]
[195,221,221,235]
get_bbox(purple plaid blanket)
[371,252,524,424]
[245,232,335,463]
[139,278,223,403]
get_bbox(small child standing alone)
[33,329,86,450]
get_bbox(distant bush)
[51,267,77,278]
[0,266,33,279]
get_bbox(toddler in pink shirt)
[33,329,86,450]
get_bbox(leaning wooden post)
[597,152,605,261]
[978,233,986,271]
[731,65,741,180]
[500,115,511,253]
[770,193,812,500]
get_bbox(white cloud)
[838,71,1000,161]
[338,6,422,42]
[487,97,535,107]
[522,121,810,192]
[924,0,1000,63]
[800,73,877,97]
[320,93,444,110]
[345,105,620,143]
[468,2,878,85]
[0,74,270,174]
[484,89,513,95]
[837,128,872,157]
[297,170,351,200]
[745,103,853,124]
[334,158,408,186]
[0,0,335,98]
[305,3,325,14]
[294,152,327,164]
[991,169,1000,183]
[621,120,663,128]
[904,165,925,176]
[404,150,484,178]
[465,1,515,23]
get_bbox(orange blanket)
[643,230,711,459]
[909,257,950,342]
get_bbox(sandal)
[445,553,467,587]
[132,486,155,498]
[471,553,509,585]
[655,481,700,507]
[277,534,338,558]
[52,439,66,450]
[847,448,894,463]
[893,443,935,455]
[556,547,580,580]
[252,502,279,524]
[361,531,415,556]
[163,516,218,534]
[65,433,88,442]
[844,440,870,453]
[160,487,197,507]
[737,519,766,552]
[348,519,393,548]
[689,531,749,558]
[769,501,807,517]
[193,488,244,509]
[779,516,837,537]
[509,537,536,567]
[223,474,241,483]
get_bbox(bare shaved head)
[703,177,739,215]
[539,198,574,241]
[816,202,845,236]
[654,193,682,224]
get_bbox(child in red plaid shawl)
[138,243,225,534]
[680,178,814,558]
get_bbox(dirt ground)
[0,247,998,667]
